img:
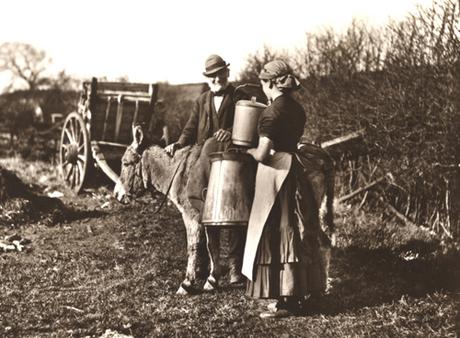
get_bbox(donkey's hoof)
[176,285,189,295]
[203,277,218,291]
[176,281,195,295]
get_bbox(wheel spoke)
[60,144,67,158]
[60,113,88,191]
[63,128,70,143]
[64,128,75,144]
[61,136,71,145]
[67,120,73,139]
[77,129,83,146]
[77,154,86,163]
[74,163,80,187]
[69,118,77,141]
[77,161,84,176]
[74,118,81,144]
[65,164,74,182]
[71,165,76,188]
[76,161,84,186]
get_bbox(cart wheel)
[59,112,90,193]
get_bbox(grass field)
[0,158,459,337]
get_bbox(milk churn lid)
[236,97,267,108]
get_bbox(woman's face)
[260,79,272,100]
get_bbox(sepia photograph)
[0,0,459,337]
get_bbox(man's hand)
[165,142,182,156]
[214,129,231,142]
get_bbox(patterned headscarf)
[258,60,300,90]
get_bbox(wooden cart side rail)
[85,78,159,105]
[96,91,153,100]
[84,80,154,94]
[95,92,153,102]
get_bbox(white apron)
[242,152,292,280]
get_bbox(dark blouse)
[258,95,306,152]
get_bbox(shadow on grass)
[62,207,107,222]
[29,194,108,223]
[317,240,460,315]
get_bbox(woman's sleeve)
[258,107,278,140]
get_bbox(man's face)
[206,68,229,92]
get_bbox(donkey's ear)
[132,124,144,149]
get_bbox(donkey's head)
[114,125,148,203]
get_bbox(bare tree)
[238,45,289,83]
[296,20,386,79]
[0,42,51,91]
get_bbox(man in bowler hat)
[165,54,235,154]
[165,54,245,285]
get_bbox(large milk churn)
[232,97,267,147]
[202,151,256,227]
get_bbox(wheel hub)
[65,143,79,164]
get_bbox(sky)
[0,0,433,90]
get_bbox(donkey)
[114,126,227,295]
[114,126,336,295]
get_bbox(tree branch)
[338,173,393,203]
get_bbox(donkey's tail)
[323,165,336,233]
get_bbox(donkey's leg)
[203,227,221,291]
[176,213,203,295]
[310,171,335,293]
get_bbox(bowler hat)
[203,54,229,76]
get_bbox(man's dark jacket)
[181,84,246,275]
[177,85,236,146]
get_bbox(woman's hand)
[247,136,273,163]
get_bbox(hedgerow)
[238,0,459,239]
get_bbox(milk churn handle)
[201,187,207,201]
[233,83,261,103]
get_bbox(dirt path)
[0,159,458,337]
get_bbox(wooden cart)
[59,77,158,193]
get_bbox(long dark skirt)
[246,166,327,299]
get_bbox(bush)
[239,0,460,239]
[157,82,208,142]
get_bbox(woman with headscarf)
[242,60,330,318]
